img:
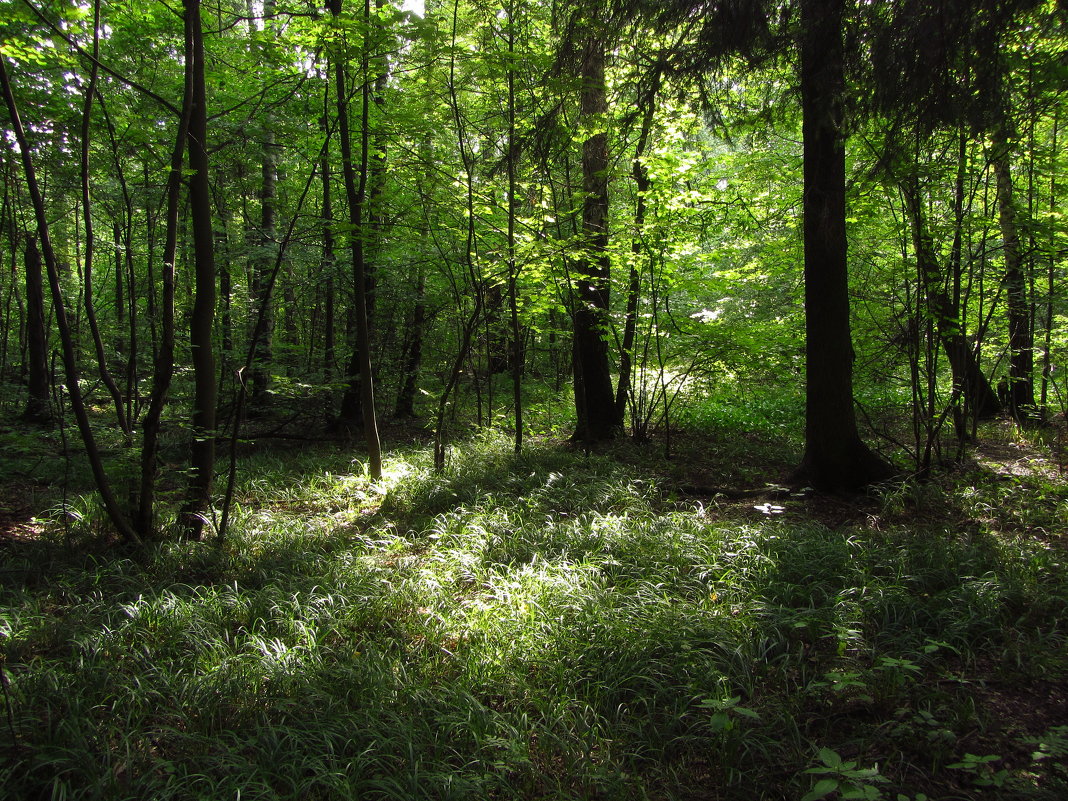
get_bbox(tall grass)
[2,432,1067,799]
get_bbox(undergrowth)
[1,430,1067,800]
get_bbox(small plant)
[946,753,1009,788]
[698,695,761,733]
[1026,725,1068,783]
[887,707,956,756]
[1028,725,1068,763]
[808,669,874,704]
[801,747,889,800]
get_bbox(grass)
[2,428,1068,800]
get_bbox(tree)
[793,0,893,489]
[1,46,141,543]
[570,11,618,442]
[898,167,1001,424]
[329,0,383,480]
[991,122,1036,421]
[180,0,219,538]
[20,236,50,425]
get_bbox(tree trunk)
[22,237,51,425]
[991,127,1035,420]
[180,0,219,538]
[249,120,277,407]
[900,174,1001,420]
[506,0,522,454]
[616,70,659,427]
[1040,111,1058,414]
[79,7,131,438]
[329,0,382,478]
[1,54,139,543]
[136,16,193,538]
[571,31,617,442]
[321,102,337,380]
[794,0,893,490]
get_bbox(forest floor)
[1,415,1067,800]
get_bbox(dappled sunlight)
[2,433,1068,799]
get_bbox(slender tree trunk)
[900,174,1001,420]
[22,237,51,424]
[571,30,617,442]
[112,223,125,359]
[433,0,485,469]
[135,20,193,538]
[1,54,139,542]
[96,92,138,418]
[79,4,130,438]
[506,0,522,454]
[217,189,233,359]
[321,98,337,380]
[180,0,219,538]
[249,122,277,406]
[616,71,659,426]
[329,0,382,478]
[1041,111,1058,414]
[991,127,1035,420]
[0,175,18,387]
[793,0,892,490]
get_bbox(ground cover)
[1,423,1067,800]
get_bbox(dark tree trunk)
[112,223,125,358]
[79,11,130,438]
[321,106,337,379]
[329,0,382,478]
[22,237,51,425]
[180,0,218,538]
[506,0,522,453]
[794,0,893,490]
[900,175,1001,420]
[615,70,659,426]
[991,128,1035,420]
[1,54,139,543]
[571,32,617,442]
[136,18,193,538]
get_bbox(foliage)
[2,428,1068,799]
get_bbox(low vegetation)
[2,405,1067,800]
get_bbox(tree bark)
[794,0,893,490]
[136,15,193,538]
[615,70,660,427]
[329,0,383,478]
[571,31,617,442]
[321,102,337,380]
[180,0,219,538]
[249,0,277,406]
[991,127,1035,420]
[507,0,523,453]
[22,237,51,425]
[79,5,131,438]
[1,54,139,542]
[900,174,1001,420]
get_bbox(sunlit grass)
[2,431,1067,799]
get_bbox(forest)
[1,0,1067,798]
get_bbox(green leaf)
[819,748,843,768]
[801,778,840,801]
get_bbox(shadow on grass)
[2,436,1067,800]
